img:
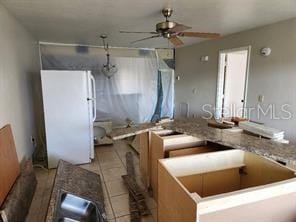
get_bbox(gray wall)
[175,18,296,142]
[0,4,40,161]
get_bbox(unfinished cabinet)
[150,131,214,200]
[139,129,180,188]
[158,150,296,222]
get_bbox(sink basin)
[54,190,105,222]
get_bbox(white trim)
[219,46,251,54]
[243,46,251,118]
[38,43,43,70]
[197,178,296,215]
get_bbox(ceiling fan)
[120,8,221,47]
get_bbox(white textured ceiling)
[1,0,296,48]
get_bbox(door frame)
[215,46,251,119]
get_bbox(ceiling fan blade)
[169,23,191,33]
[169,36,184,47]
[179,32,221,38]
[130,35,161,44]
[120,31,158,34]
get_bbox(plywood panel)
[202,168,241,197]
[158,163,197,222]
[139,129,182,190]
[163,134,205,150]
[241,152,295,188]
[178,168,241,197]
[178,174,203,194]
[168,146,215,158]
[0,125,20,206]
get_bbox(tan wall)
[175,18,296,142]
[0,3,40,161]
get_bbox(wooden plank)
[122,175,150,216]
[240,151,296,188]
[126,152,135,176]
[0,125,20,207]
[129,194,141,222]
[125,152,140,221]
[168,146,215,158]
[125,152,149,219]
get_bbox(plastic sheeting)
[40,44,174,126]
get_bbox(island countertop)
[109,118,296,166]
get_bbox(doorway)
[215,46,251,119]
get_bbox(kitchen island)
[108,118,296,167]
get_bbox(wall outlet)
[258,95,264,102]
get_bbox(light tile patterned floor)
[26,140,157,222]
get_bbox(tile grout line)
[95,147,117,220]
[105,142,134,220]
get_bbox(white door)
[41,70,91,168]
[216,47,250,119]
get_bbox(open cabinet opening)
[177,151,295,198]
[158,149,296,222]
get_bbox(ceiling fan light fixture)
[119,7,221,47]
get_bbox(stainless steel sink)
[54,190,106,222]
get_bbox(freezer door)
[41,70,92,168]
[87,71,96,159]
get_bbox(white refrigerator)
[41,70,96,168]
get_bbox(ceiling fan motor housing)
[156,21,176,37]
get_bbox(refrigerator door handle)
[90,74,96,121]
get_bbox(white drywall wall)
[0,3,40,161]
[175,18,296,142]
